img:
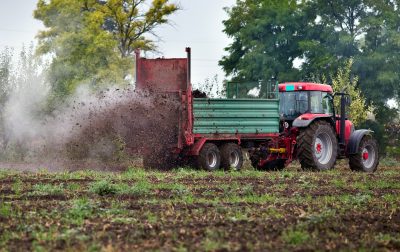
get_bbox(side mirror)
[324,93,334,101]
[345,95,351,106]
[334,92,351,106]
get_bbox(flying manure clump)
[62,88,181,167]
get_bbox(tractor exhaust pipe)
[186,47,191,88]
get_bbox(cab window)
[322,93,334,115]
[309,91,334,115]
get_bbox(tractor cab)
[278,82,334,122]
[278,82,354,147]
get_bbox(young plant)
[89,180,118,196]
[30,183,64,196]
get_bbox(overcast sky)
[0,0,236,85]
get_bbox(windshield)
[279,91,333,120]
[279,91,308,119]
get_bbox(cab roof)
[279,82,333,93]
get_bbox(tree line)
[220,0,400,154]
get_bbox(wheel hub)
[362,151,369,161]
[362,146,375,169]
[316,143,322,153]
[314,133,333,165]
[229,151,240,167]
[207,152,217,168]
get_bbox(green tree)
[331,59,372,127]
[34,0,178,99]
[100,0,178,57]
[299,0,366,79]
[305,0,400,107]
[219,0,310,82]
[354,0,400,109]
[0,47,14,149]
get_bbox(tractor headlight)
[283,121,290,129]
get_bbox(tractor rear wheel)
[349,136,379,172]
[197,143,221,171]
[220,143,243,171]
[297,120,337,171]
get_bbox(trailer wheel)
[220,143,243,171]
[197,143,221,171]
[349,136,379,172]
[297,120,337,171]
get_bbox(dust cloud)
[0,82,181,171]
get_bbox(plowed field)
[0,162,399,251]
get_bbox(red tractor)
[249,82,379,172]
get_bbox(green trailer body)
[193,98,280,134]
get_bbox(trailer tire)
[297,120,337,171]
[197,143,221,171]
[220,143,243,171]
[349,136,379,172]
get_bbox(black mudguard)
[292,115,333,128]
[292,118,314,128]
[347,129,373,155]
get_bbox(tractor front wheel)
[349,136,379,172]
[297,120,337,171]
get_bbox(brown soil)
[1,168,399,251]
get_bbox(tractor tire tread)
[349,136,379,172]
[297,120,337,171]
